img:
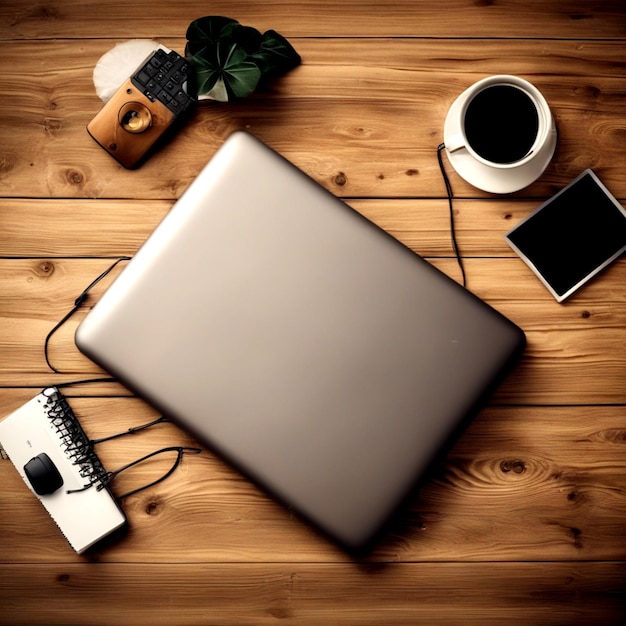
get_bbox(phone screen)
[505,170,626,301]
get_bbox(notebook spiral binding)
[41,387,108,493]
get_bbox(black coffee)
[463,85,539,164]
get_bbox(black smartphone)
[505,169,626,302]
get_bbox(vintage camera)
[87,47,195,168]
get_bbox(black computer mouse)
[23,452,64,495]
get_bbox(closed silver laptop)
[76,131,525,552]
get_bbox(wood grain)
[0,198,531,258]
[1,39,625,200]
[1,1,625,624]
[2,562,626,626]
[1,395,625,564]
[1,0,625,39]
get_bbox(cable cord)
[437,143,467,288]
[44,257,132,373]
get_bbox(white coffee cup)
[443,75,557,193]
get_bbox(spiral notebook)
[0,387,126,553]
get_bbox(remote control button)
[135,71,150,86]
[131,49,195,116]
[157,91,172,106]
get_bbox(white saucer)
[443,87,557,194]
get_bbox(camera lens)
[118,102,152,133]
[122,110,142,130]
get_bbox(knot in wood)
[145,499,163,516]
[37,260,55,276]
[570,526,583,549]
[43,117,62,135]
[65,169,84,186]
[334,172,347,187]
[499,459,526,474]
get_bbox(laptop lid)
[76,131,525,552]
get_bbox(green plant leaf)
[189,49,218,96]
[252,30,302,78]
[203,77,228,103]
[231,24,263,54]
[219,44,262,99]
[189,41,261,102]
[185,16,301,101]
[185,16,239,56]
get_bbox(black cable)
[89,416,171,445]
[75,446,203,499]
[54,377,119,388]
[44,257,132,373]
[437,143,467,288]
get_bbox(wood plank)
[0,199,171,258]
[1,40,625,200]
[2,258,625,404]
[1,396,625,563]
[1,0,625,39]
[1,562,625,626]
[0,198,547,258]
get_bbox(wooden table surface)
[1,1,625,624]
